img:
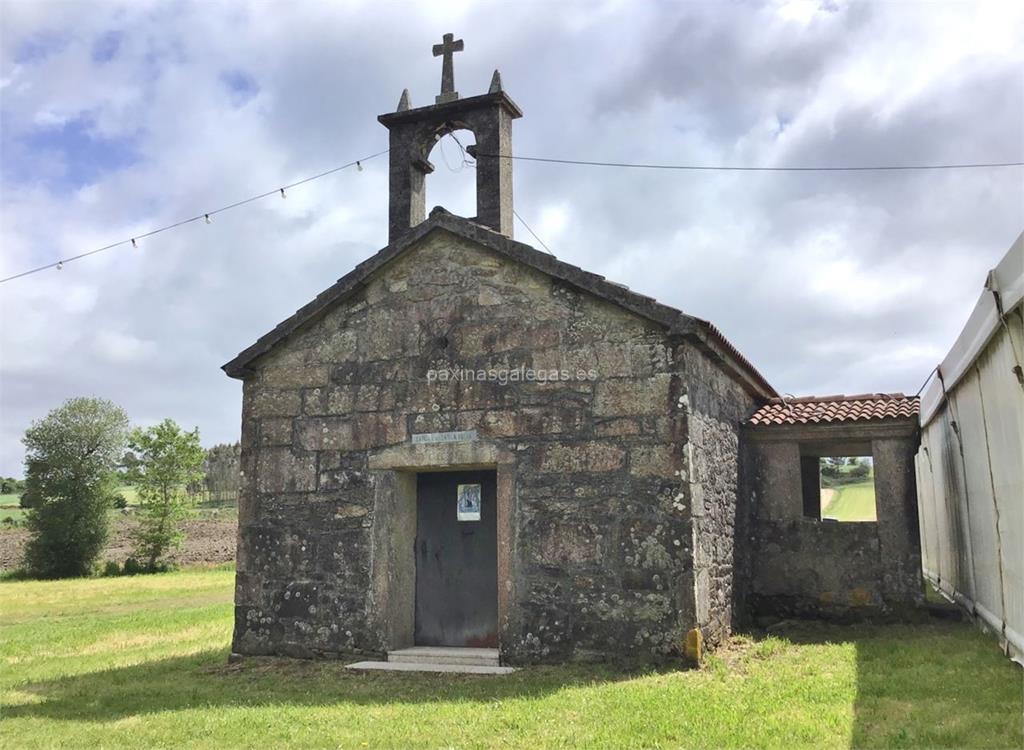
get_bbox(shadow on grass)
[754,620,1022,748]
[7,622,1021,748]
[5,648,655,724]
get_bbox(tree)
[204,442,241,502]
[22,398,130,578]
[125,419,205,571]
[850,462,870,478]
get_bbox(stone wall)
[680,346,756,645]
[741,424,923,620]
[232,228,751,662]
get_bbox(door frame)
[367,441,515,654]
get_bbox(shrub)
[0,567,31,582]
[22,398,129,579]
[102,560,122,577]
[850,463,870,478]
[820,464,840,479]
[112,495,128,509]
[123,557,144,575]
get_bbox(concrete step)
[387,646,500,667]
[346,659,514,675]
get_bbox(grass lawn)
[1,568,1020,749]
[823,480,878,522]
[115,485,141,504]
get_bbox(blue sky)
[0,0,1022,475]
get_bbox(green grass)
[1,569,1020,749]
[823,480,878,522]
[115,485,141,504]
[0,503,24,522]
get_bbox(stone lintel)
[368,440,511,471]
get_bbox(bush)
[102,560,122,577]
[849,463,870,478]
[21,398,129,579]
[2,516,19,528]
[0,567,31,582]
[120,556,171,575]
[820,464,840,478]
[112,495,128,509]
[0,477,25,495]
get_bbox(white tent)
[917,231,1023,663]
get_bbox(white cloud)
[93,330,157,364]
[0,0,1021,474]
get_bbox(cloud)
[93,330,157,364]
[0,0,1022,474]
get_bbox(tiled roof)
[746,393,919,426]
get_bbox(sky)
[1,0,1022,476]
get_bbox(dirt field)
[0,515,236,571]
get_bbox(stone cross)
[432,33,464,104]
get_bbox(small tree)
[22,398,130,578]
[125,419,205,571]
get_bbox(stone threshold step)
[388,646,499,667]
[347,660,514,675]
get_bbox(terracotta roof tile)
[746,393,919,426]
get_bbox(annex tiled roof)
[746,393,919,426]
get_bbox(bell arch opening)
[423,128,477,223]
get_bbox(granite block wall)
[231,228,753,662]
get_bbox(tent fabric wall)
[916,232,1024,663]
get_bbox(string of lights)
[3,145,1022,285]
[0,149,390,285]
[474,153,1024,172]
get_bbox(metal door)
[414,470,498,647]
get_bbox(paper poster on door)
[457,483,481,521]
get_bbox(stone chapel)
[223,36,924,665]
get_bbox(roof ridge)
[221,211,777,399]
[768,392,913,405]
